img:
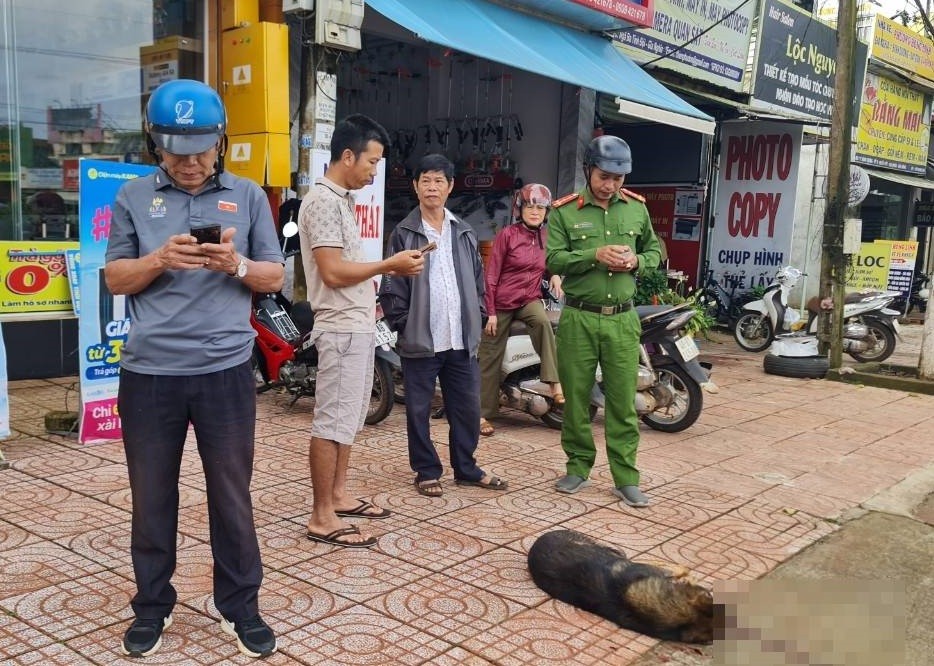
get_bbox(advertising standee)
[77,160,156,444]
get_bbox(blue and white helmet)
[146,79,226,155]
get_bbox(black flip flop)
[306,525,377,548]
[335,499,392,519]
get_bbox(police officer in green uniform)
[546,135,661,507]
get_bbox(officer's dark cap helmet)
[584,135,632,176]
[146,79,227,156]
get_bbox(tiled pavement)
[2,326,933,665]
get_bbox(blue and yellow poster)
[77,160,155,443]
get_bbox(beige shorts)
[309,330,374,445]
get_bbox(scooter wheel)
[541,403,598,430]
[763,353,829,379]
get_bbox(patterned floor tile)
[364,571,524,643]
[281,548,432,603]
[560,508,683,555]
[0,542,104,601]
[4,641,98,664]
[426,502,554,546]
[66,609,237,665]
[461,602,655,666]
[10,447,111,479]
[648,482,748,513]
[480,487,594,526]
[0,609,55,660]
[675,467,779,499]
[377,521,496,572]
[445,547,547,607]
[2,476,74,508]
[755,485,855,520]
[643,531,780,582]
[0,518,40,553]
[280,605,451,664]
[3,494,126,541]
[43,462,131,497]
[429,647,496,665]
[1,570,132,641]
[187,570,353,637]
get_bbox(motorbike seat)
[806,291,889,313]
[291,301,315,334]
[507,308,561,336]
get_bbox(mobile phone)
[417,241,437,254]
[191,224,221,244]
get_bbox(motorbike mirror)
[281,221,299,239]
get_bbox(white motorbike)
[494,301,708,432]
[733,266,805,352]
[735,266,900,362]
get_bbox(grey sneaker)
[612,485,649,507]
[555,475,590,494]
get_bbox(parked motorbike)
[250,222,396,425]
[695,268,756,328]
[493,300,708,432]
[803,291,901,363]
[733,266,805,352]
[734,266,901,362]
[889,271,930,316]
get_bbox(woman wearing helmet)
[478,183,564,436]
[105,79,283,657]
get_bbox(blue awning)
[365,0,715,135]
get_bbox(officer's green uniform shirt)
[546,187,662,304]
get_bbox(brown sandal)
[479,418,495,436]
[414,478,443,497]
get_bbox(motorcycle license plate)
[375,319,396,347]
[675,335,699,361]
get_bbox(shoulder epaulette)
[552,193,578,208]
[619,188,645,203]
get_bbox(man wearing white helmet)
[105,79,283,659]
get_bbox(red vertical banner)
[629,185,705,287]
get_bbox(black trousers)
[402,349,484,483]
[119,361,262,623]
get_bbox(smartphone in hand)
[191,224,221,244]
[417,241,437,254]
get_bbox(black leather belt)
[565,297,633,315]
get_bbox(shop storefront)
[1,0,716,380]
[0,0,205,378]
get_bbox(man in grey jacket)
[379,154,508,498]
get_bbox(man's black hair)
[330,114,391,163]
[414,153,455,182]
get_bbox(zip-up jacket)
[378,207,487,358]
[485,222,548,315]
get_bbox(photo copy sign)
[708,121,803,291]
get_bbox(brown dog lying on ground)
[527,529,715,644]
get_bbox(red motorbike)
[250,221,396,425]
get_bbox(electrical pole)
[818,0,858,366]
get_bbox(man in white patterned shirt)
[298,115,424,547]
[379,154,508,498]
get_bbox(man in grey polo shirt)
[105,80,283,659]
[299,114,424,548]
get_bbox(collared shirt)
[546,187,661,306]
[423,210,464,352]
[106,169,283,375]
[298,176,374,332]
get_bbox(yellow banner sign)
[871,14,934,84]
[848,239,918,296]
[856,72,931,173]
[0,241,78,313]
